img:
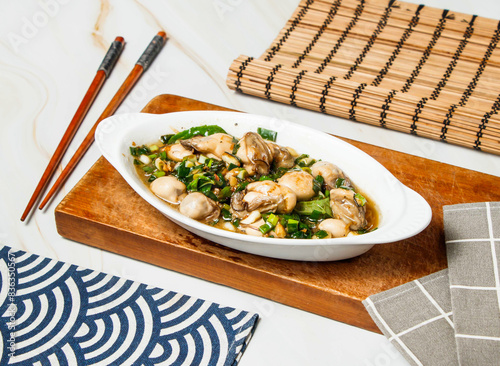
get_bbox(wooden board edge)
[55,207,381,333]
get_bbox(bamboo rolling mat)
[226,0,500,154]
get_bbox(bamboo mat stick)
[226,0,500,154]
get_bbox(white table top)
[2,0,500,364]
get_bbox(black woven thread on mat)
[320,75,337,113]
[410,97,428,135]
[265,64,282,100]
[290,70,307,106]
[349,83,367,121]
[440,104,458,141]
[459,20,500,106]
[264,0,314,62]
[379,89,397,127]
[401,9,449,93]
[235,56,254,92]
[293,0,341,69]
[316,0,366,74]
[372,4,424,87]
[475,94,500,150]
[430,15,477,100]
[344,0,395,80]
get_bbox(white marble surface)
[1,0,500,364]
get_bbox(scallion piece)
[267,213,279,227]
[294,197,332,218]
[218,186,232,200]
[167,125,227,144]
[176,161,190,178]
[315,230,329,239]
[153,171,166,178]
[310,210,322,221]
[221,208,232,221]
[259,222,273,235]
[257,127,277,142]
[160,134,174,144]
[355,193,367,206]
[287,219,299,233]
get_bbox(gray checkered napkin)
[363,202,500,366]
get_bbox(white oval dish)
[95,111,432,261]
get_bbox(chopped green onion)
[198,155,209,164]
[160,134,174,144]
[335,177,353,190]
[159,151,167,160]
[355,193,367,206]
[257,127,277,142]
[267,213,279,227]
[148,153,158,160]
[203,190,218,201]
[290,230,311,239]
[153,171,166,178]
[287,219,299,233]
[139,154,152,165]
[142,166,154,173]
[313,175,324,194]
[310,210,322,221]
[199,183,214,194]
[314,230,329,239]
[149,144,159,152]
[294,197,332,218]
[221,208,232,221]
[167,125,227,144]
[176,161,191,178]
[237,169,248,180]
[232,142,240,155]
[259,222,274,235]
[187,178,199,191]
[130,145,150,157]
[218,186,232,200]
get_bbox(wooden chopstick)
[38,31,167,211]
[20,36,125,222]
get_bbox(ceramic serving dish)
[95,111,432,261]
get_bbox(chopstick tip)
[157,31,167,40]
[115,36,125,44]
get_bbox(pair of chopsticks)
[21,31,167,222]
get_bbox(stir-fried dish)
[130,125,378,239]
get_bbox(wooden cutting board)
[55,94,500,333]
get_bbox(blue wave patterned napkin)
[0,245,258,365]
